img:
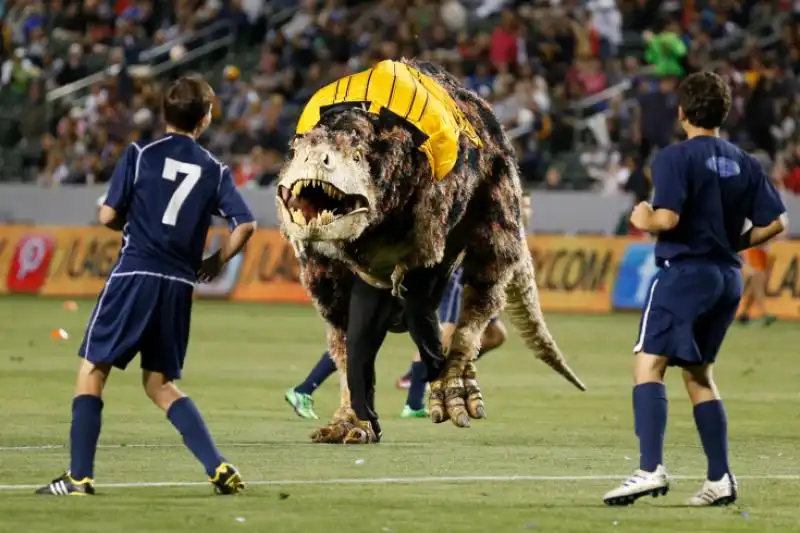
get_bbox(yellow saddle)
[296,60,483,180]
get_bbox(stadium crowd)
[2,0,800,199]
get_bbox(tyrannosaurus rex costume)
[276,59,586,444]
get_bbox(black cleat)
[210,463,245,495]
[36,473,95,496]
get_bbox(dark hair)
[163,75,214,133]
[676,71,731,130]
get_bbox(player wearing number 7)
[36,75,257,496]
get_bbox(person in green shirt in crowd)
[643,19,687,79]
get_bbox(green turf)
[0,296,798,532]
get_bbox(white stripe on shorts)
[633,278,659,353]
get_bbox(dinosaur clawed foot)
[310,408,380,444]
[428,362,485,428]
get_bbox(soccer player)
[737,244,776,326]
[36,75,256,496]
[602,72,787,507]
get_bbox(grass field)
[0,296,798,532]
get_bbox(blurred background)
[1,0,800,237]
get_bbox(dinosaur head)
[276,107,419,243]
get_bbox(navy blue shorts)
[633,260,742,366]
[78,273,194,380]
[437,267,498,326]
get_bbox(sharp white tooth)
[292,182,303,196]
[323,184,332,196]
[291,209,305,225]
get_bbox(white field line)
[1,474,799,492]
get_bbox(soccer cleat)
[737,314,751,325]
[603,465,670,506]
[285,388,319,419]
[686,473,738,506]
[210,463,245,495]
[762,315,777,327]
[400,405,428,418]
[35,473,95,496]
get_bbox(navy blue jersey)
[651,136,785,267]
[104,134,254,282]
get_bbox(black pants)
[346,266,449,425]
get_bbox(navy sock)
[295,352,337,395]
[406,361,427,410]
[633,382,668,472]
[693,400,730,481]
[69,395,104,480]
[167,397,225,477]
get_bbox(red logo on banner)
[7,235,55,293]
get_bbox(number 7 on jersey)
[161,157,202,226]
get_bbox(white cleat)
[686,473,738,506]
[603,465,670,506]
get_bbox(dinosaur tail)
[504,251,587,391]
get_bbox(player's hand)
[629,201,654,231]
[197,251,224,283]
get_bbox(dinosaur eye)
[353,151,362,163]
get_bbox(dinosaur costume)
[276,59,586,444]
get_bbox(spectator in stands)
[1,47,39,93]
[588,0,622,59]
[55,43,89,87]
[745,57,787,158]
[633,76,678,161]
[643,18,687,78]
[2,0,794,197]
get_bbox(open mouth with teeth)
[278,179,369,227]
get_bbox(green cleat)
[400,405,428,419]
[285,388,319,420]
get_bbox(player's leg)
[141,279,243,494]
[37,276,144,496]
[748,267,775,326]
[738,250,774,325]
[285,350,337,420]
[682,364,737,505]
[398,269,460,391]
[683,270,740,506]
[403,323,454,418]
[402,274,460,416]
[604,273,673,505]
[142,370,241,494]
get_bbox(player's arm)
[738,159,788,251]
[98,144,139,231]
[198,165,257,281]
[630,148,684,233]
